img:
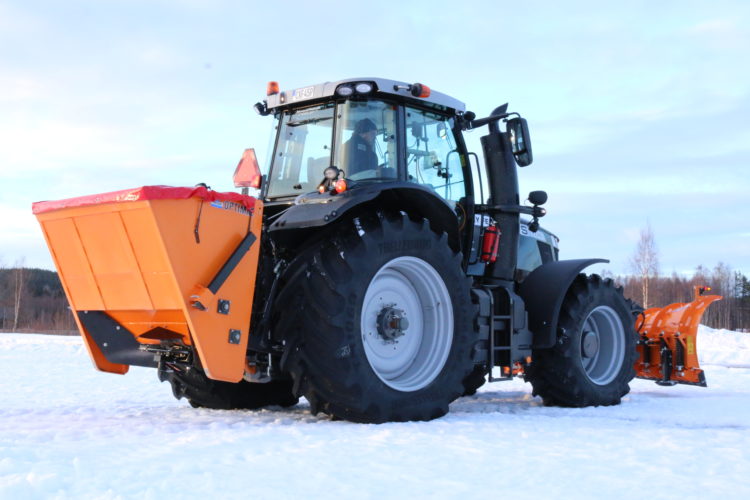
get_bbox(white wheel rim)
[580,305,625,385]
[361,256,453,392]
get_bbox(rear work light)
[336,85,354,97]
[354,82,373,94]
[336,82,374,97]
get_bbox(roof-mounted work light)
[354,82,373,94]
[336,85,354,97]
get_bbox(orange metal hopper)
[634,288,722,387]
[33,185,263,382]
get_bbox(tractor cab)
[254,78,469,208]
[245,77,550,280]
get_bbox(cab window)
[517,235,543,273]
[267,103,335,198]
[404,107,466,203]
[334,100,397,181]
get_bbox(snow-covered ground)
[1,327,749,499]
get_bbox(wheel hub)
[581,330,599,358]
[376,306,409,342]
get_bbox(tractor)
[33,77,719,423]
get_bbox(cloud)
[687,19,750,49]
[0,75,47,103]
[0,117,130,173]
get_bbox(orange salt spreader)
[33,184,263,383]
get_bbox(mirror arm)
[482,204,546,233]
[461,110,520,131]
[477,203,545,218]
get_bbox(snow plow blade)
[33,186,263,383]
[634,288,722,387]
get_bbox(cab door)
[402,106,467,205]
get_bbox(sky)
[1,0,749,277]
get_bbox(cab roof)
[265,77,466,115]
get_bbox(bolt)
[228,329,241,344]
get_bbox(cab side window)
[404,107,466,204]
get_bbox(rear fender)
[517,258,608,349]
[268,183,460,250]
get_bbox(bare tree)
[629,223,659,308]
[12,258,25,332]
[712,262,733,328]
[0,256,5,330]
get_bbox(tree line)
[1,223,748,333]
[620,223,749,331]
[0,267,76,333]
[614,265,750,331]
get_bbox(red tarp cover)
[32,185,257,214]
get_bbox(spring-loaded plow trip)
[635,287,722,387]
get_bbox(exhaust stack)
[480,108,521,282]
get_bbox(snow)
[1,327,749,499]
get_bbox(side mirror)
[507,117,533,167]
[233,148,262,189]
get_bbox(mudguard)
[517,258,608,349]
[268,183,460,249]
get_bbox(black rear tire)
[524,274,637,407]
[461,365,487,396]
[160,364,299,410]
[276,212,477,423]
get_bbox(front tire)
[525,274,637,407]
[278,212,476,423]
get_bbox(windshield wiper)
[287,116,333,127]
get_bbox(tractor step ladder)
[488,286,514,382]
